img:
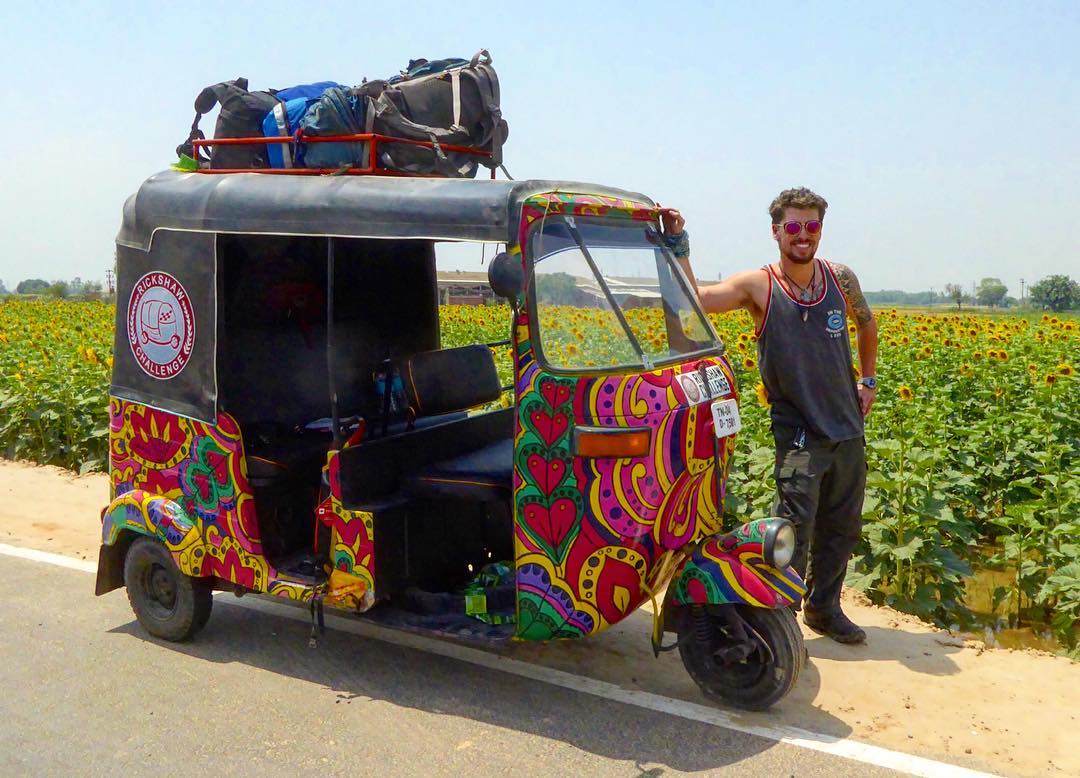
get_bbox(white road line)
[2,543,996,778]
[0,543,97,573]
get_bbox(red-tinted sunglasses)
[781,220,822,236]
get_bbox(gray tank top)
[756,259,863,442]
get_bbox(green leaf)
[892,536,925,560]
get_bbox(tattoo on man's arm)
[832,263,874,326]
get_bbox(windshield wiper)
[562,216,652,369]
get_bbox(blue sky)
[1,1,1076,295]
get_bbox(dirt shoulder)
[1,460,1075,777]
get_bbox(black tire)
[124,536,212,642]
[678,605,804,711]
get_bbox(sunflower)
[1058,363,1075,377]
[997,350,1009,361]
[754,381,770,407]
[959,363,974,377]
[743,357,756,370]
[898,385,914,401]
[972,351,984,361]
[1045,373,1058,386]
[994,386,1005,398]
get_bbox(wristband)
[662,230,690,258]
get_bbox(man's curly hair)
[769,187,828,224]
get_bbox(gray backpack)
[368,50,509,177]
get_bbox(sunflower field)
[1,298,1078,652]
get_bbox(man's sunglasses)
[780,220,822,236]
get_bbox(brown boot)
[803,608,866,644]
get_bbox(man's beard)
[784,251,815,265]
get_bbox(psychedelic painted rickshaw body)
[98,171,805,709]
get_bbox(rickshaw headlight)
[764,520,797,569]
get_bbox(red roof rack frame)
[192,132,496,178]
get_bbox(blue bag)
[263,97,319,168]
[297,87,371,170]
[262,82,341,168]
[274,81,339,102]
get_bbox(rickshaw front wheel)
[678,604,804,711]
[124,537,213,642]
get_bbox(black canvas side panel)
[110,231,217,422]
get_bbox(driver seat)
[396,345,513,504]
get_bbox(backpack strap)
[450,69,462,128]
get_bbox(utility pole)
[105,268,115,294]
[930,286,935,306]
[1020,278,1025,303]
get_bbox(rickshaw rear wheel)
[678,604,803,711]
[124,537,213,642]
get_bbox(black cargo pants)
[772,431,866,614]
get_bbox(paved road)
[0,554,907,777]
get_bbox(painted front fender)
[668,518,806,609]
[99,489,207,579]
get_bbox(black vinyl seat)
[401,439,513,502]
[244,429,332,485]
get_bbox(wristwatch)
[859,377,877,390]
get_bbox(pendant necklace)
[780,263,819,322]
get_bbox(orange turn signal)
[573,426,652,458]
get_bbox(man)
[660,187,878,644]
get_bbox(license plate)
[711,398,742,438]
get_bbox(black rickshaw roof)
[117,170,655,250]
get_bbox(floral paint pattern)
[511,193,745,640]
[104,399,319,602]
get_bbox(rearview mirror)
[487,252,523,301]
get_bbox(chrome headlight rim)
[763,518,797,569]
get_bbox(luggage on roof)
[177,50,508,178]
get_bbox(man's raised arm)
[660,207,754,315]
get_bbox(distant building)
[436,270,709,306]
[437,270,495,305]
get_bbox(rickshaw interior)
[216,234,514,598]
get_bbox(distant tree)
[537,272,581,305]
[976,277,1008,307]
[46,281,70,299]
[944,283,965,310]
[0,280,8,296]
[1029,275,1080,312]
[81,279,103,297]
[16,278,49,294]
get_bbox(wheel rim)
[697,618,775,691]
[143,562,178,620]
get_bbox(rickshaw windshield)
[528,215,720,372]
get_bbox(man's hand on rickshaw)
[659,206,685,236]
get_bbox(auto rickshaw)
[97,159,807,710]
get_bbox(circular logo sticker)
[127,271,195,380]
[680,374,701,403]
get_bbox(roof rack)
[192,132,496,178]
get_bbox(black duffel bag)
[177,78,279,169]
[370,49,509,177]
